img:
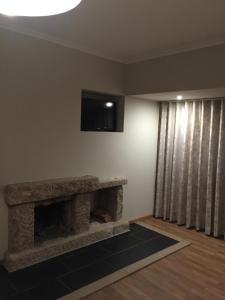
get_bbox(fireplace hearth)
[4,176,128,272]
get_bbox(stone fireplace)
[4,176,128,272]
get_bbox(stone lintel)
[4,176,128,207]
[97,177,128,190]
[5,176,99,206]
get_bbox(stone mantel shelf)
[4,176,128,206]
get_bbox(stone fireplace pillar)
[8,203,34,253]
[71,193,91,234]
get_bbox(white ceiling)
[0,0,225,63]
[135,88,225,102]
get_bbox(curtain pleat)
[196,101,211,230]
[186,102,202,228]
[155,103,168,218]
[163,103,176,220]
[155,99,225,239]
[205,101,220,235]
[214,101,225,237]
[170,103,185,222]
[177,102,191,225]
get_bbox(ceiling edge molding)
[123,39,225,64]
[0,21,123,64]
[0,21,225,65]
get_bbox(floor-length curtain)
[154,99,225,238]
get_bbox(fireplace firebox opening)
[34,200,74,243]
[90,189,118,223]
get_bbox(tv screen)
[81,91,124,132]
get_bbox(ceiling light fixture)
[0,0,82,17]
[176,95,183,100]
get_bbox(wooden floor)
[85,216,225,300]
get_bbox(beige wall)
[2,25,225,262]
[0,28,159,260]
[125,43,225,95]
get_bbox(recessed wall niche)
[81,90,125,132]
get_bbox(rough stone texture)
[4,176,127,207]
[8,203,34,253]
[113,221,130,235]
[4,175,128,271]
[95,186,123,221]
[97,178,128,190]
[5,176,99,206]
[109,186,123,221]
[71,193,92,234]
[64,200,76,233]
[4,221,129,272]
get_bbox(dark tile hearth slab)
[6,279,70,300]
[60,261,115,291]
[0,224,179,300]
[141,235,178,253]
[0,266,16,299]
[133,227,163,241]
[105,244,151,270]
[8,261,69,291]
[61,245,110,271]
[129,223,145,232]
[101,234,140,253]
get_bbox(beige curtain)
[154,99,225,238]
